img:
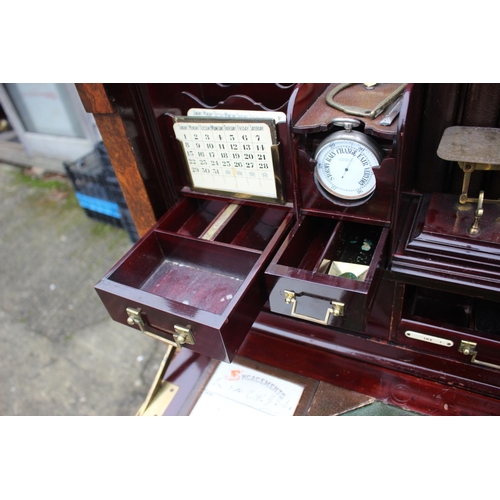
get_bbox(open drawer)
[95,197,294,362]
[265,215,389,332]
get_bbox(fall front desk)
[77,83,500,416]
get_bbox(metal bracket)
[126,307,194,348]
[126,307,193,416]
[136,344,179,416]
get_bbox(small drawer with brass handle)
[266,216,389,333]
[399,319,500,371]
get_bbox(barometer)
[314,118,384,204]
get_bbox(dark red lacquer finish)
[91,83,500,415]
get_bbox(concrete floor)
[0,162,165,415]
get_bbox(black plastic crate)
[64,143,138,242]
[84,208,123,229]
[119,207,140,243]
[94,141,114,171]
[64,149,124,205]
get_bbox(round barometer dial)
[314,119,384,203]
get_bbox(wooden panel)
[93,113,157,236]
[75,83,114,114]
[75,83,158,237]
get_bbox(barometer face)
[314,130,383,202]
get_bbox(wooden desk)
[78,83,500,416]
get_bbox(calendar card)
[173,116,283,203]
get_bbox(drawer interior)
[109,232,259,314]
[275,216,384,283]
[156,198,290,251]
[403,285,500,335]
[108,198,291,315]
[158,198,227,237]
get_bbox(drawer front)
[95,287,231,361]
[268,276,369,332]
[398,319,500,371]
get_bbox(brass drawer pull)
[284,290,344,325]
[126,307,194,348]
[459,340,500,370]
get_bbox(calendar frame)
[172,116,286,204]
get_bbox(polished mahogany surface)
[392,193,500,297]
[84,83,500,415]
[238,324,500,416]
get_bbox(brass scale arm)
[437,126,500,236]
[458,160,500,205]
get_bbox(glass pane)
[5,83,85,138]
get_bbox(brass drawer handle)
[284,290,344,325]
[126,307,194,348]
[459,340,500,370]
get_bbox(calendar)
[173,112,283,203]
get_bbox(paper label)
[189,362,305,416]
